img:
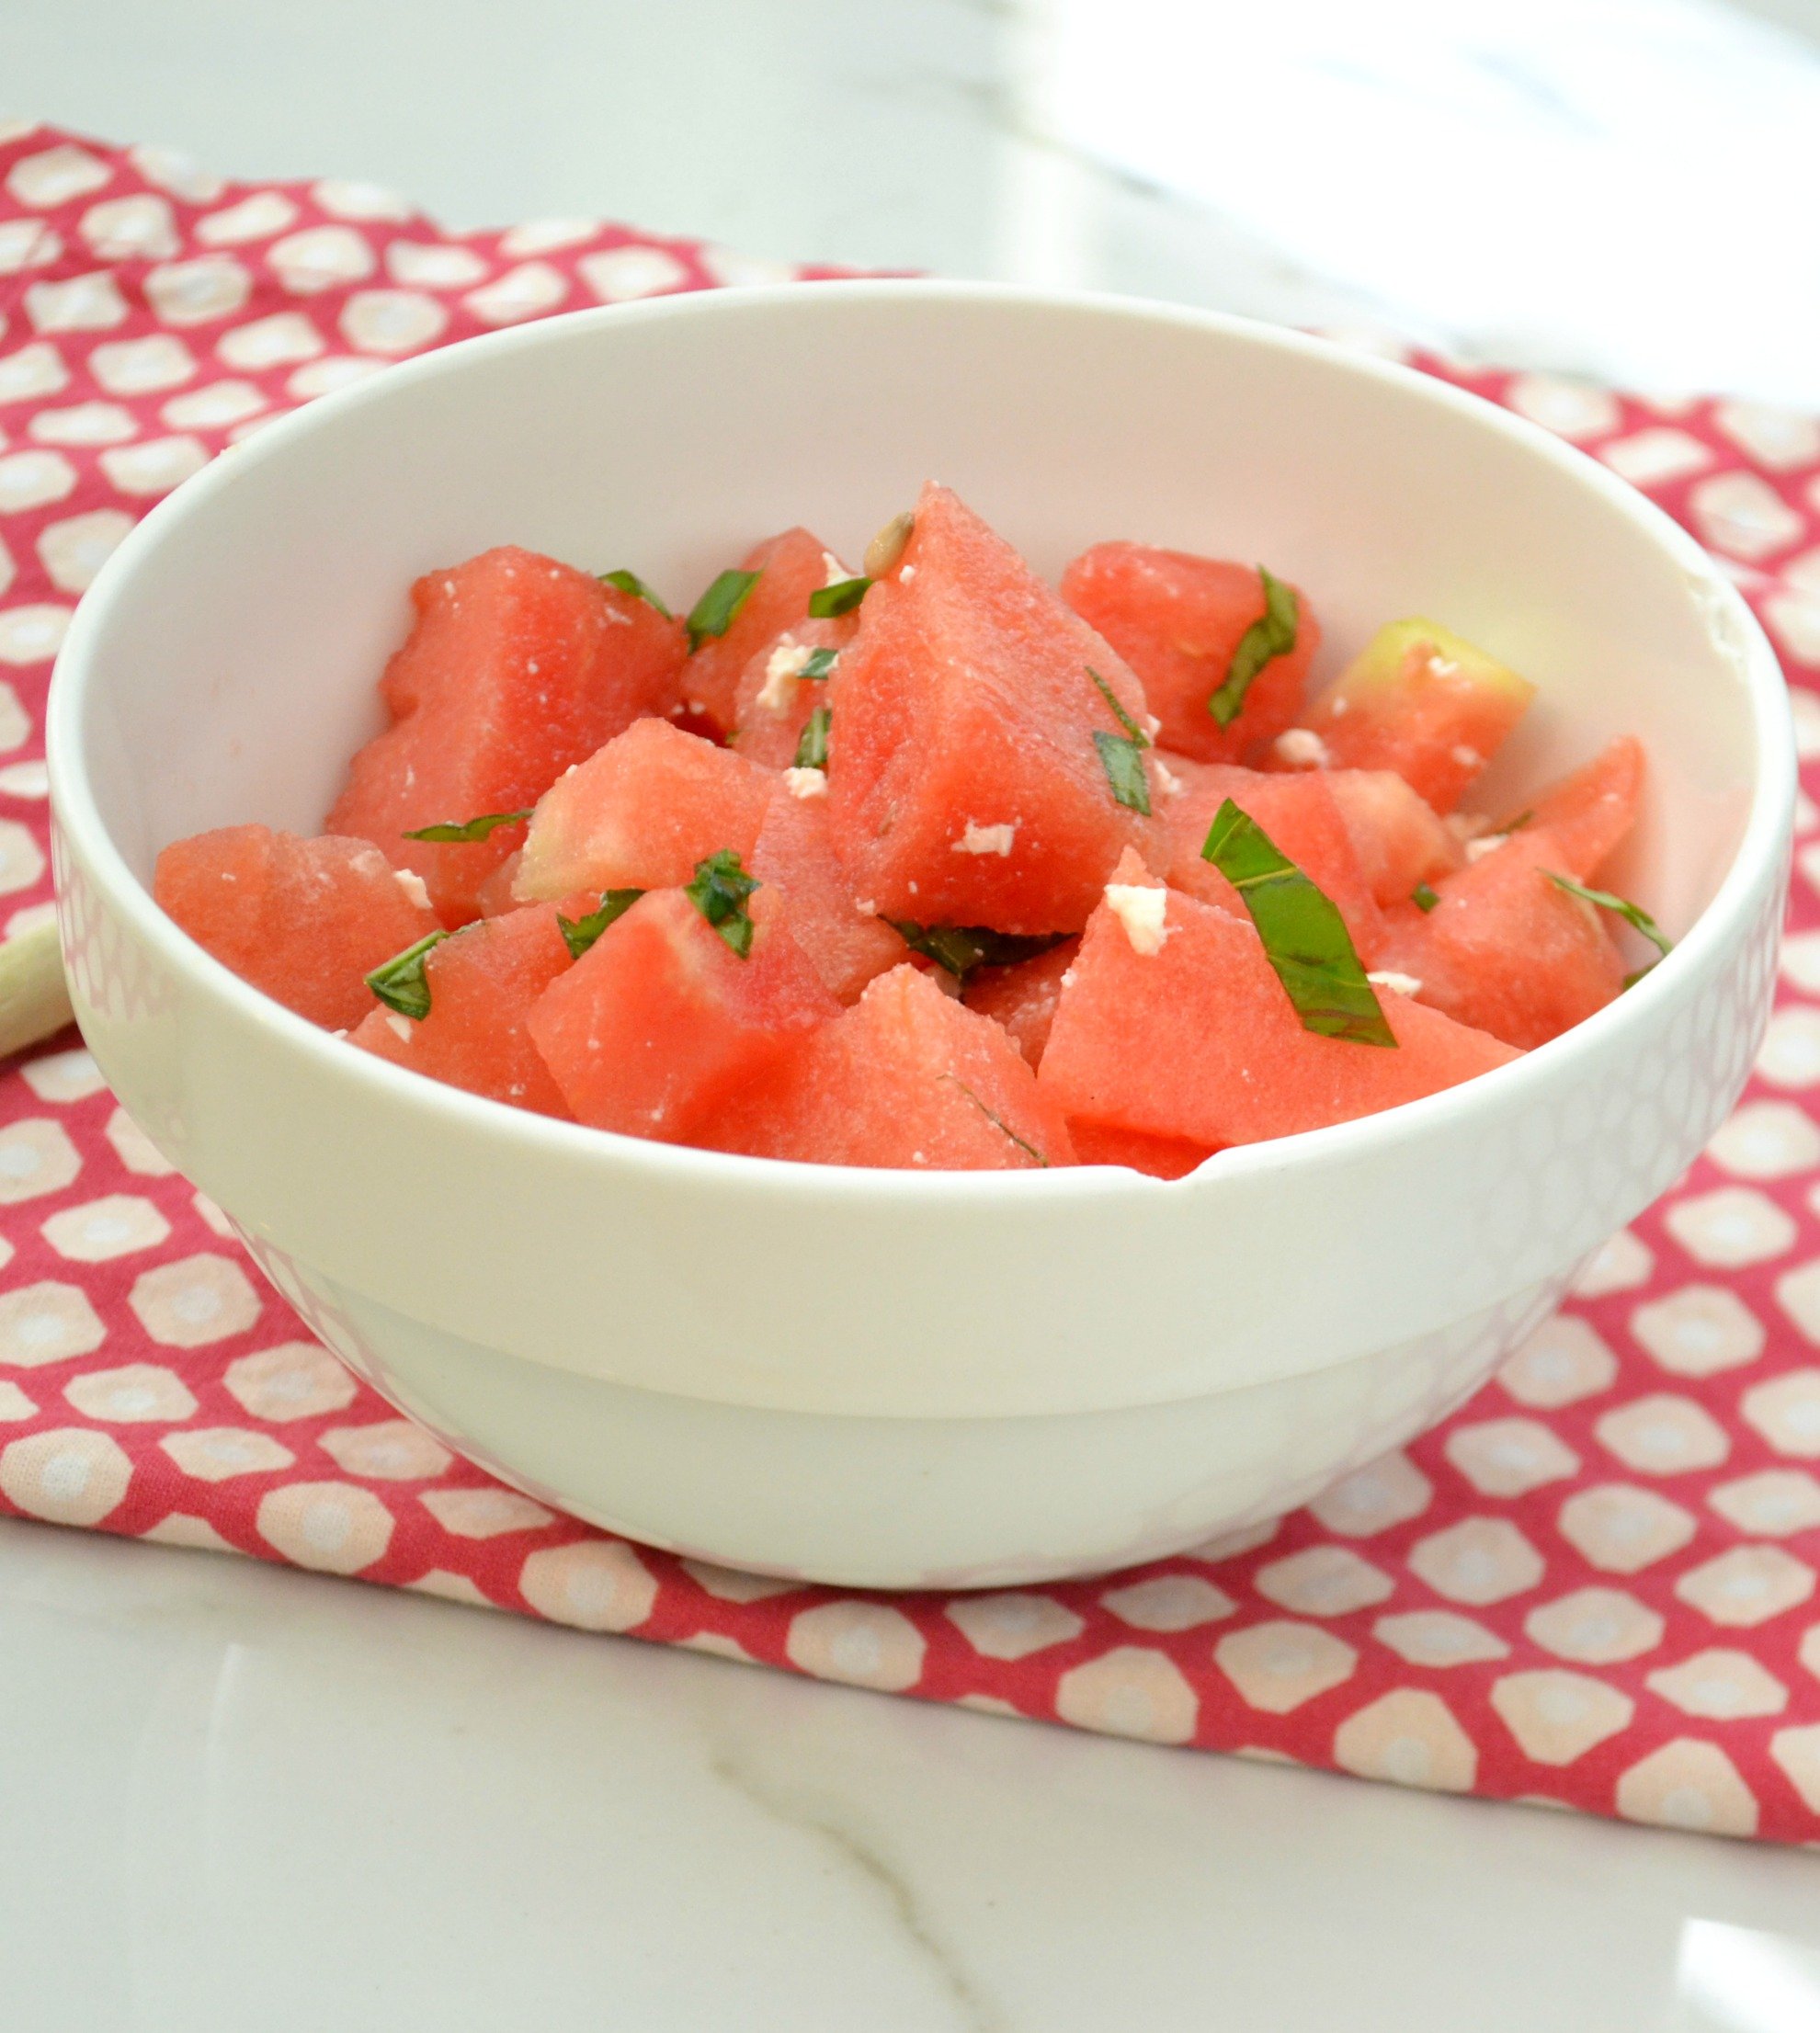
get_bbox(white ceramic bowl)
[49,284,1793,1589]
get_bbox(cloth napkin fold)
[3,121,1818,1844]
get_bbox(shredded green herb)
[403,807,532,844]
[1202,798,1395,1046]
[598,568,670,617]
[556,889,644,960]
[808,576,870,619]
[1545,870,1673,980]
[794,706,832,770]
[940,1074,1048,1166]
[888,922,1064,981]
[1087,666,1150,746]
[1207,565,1299,728]
[686,850,761,959]
[1412,881,1439,914]
[365,930,449,1021]
[799,646,838,680]
[1094,730,1152,815]
[686,568,761,652]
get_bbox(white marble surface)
[2,1516,1817,2033]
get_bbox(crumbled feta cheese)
[385,1013,413,1042]
[756,640,813,713]
[952,819,1016,857]
[1272,727,1332,768]
[1060,967,1076,990]
[1367,970,1423,996]
[1464,834,1507,862]
[783,767,827,801]
[1450,744,1482,769]
[856,899,877,915]
[900,564,916,582]
[1428,654,1461,678]
[822,551,849,586]
[1143,712,1163,741]
[1104,881,1171,956]
[442,577,456,596]
[1151,757,1184,798]
[392,868,431,910]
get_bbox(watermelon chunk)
[1325,768,1463,907]
[1501,735,1644,881]
[731,617,857,769]
[1039,853,1519,1146]
[154,824,441,1031]
[683,528,847,734]
[326,547,688,924]
[1068,1119,1217,1179]
[514,718,778,902]
[1376,825,1625,1050]
[702,963,1077,1169]
[527,885,837,1141]
[826,483,1162,934]
[1060,544,1319,763]
[962,938,1078,1067]
[1155,757,1386,965]
[1269,619,1535,812]
[350,902,576,1116]
[747,788,908,1002]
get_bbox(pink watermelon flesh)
[1059,543,1319,763]
[1068,1119,1217,1178]
[1155,757,1387,965]
[349,901,577,1117]
[1325,768,1463,906]
[1376,825,1626,1051]
[701,963,1077,1170]
[826,483,1164,935]
[474,851,524,918]
[732,616,857,769]
[154,824,441,1031]
[514,717,778,902]
[683,527,846,734]
[527,886,837,1141]
[326,546,688,925]
[1502,735,1644,881]
[747,789,909,1003]
[962,939,1079,1067]
[1039,851,1519,1147]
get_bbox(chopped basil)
[1207,565,1298,728]
[686,568,761,652]
[365,930,449,1020]
[686,850,760,959]
[1087,665,1150,747]
[598,567,670,617]
[794,705,831,770]
[800,646,838,681]
[1545,871,1673,971]
[556,888,643,960]
[888,922,1064,980]
[1503,809,1535,834]
[808,575,870,619]
[1094,731,1152,816]
[403,807,532,844]
[1202,798,1396,1047]
[1412,881,1439,914]
[941,1074,1048,1166]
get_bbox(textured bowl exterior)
[48,285,1795,1583]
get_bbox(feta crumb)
[900,564,916,582]
[1272,727,1332,768]
[1152,757,1184,798]
[952,819,1016,857]
[1450,744,1482,769]
[756,640,813,713]
[1104,881,1171,956]
[1143,712,1163,741]
[1428,654,1461,678]
[1464,834,1507,862]
[1367,970,1423,996]
[385,1013,413,1042]
[856,898,877,915]
[822,551,848,586]
[393,868,432,910]
[1060,967,1077,989]
[442,577,456,596]
[783,767,827,801]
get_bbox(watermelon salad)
[152,483,1666,1178]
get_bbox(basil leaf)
[687,568,761,652]
[556,888,643,961]
[1094,731,1152,816]
[1202,797,1395,1047]
[365,930,449,1020]
[403,807,532,844]
[686,850,760,959]
[1087,665,1150,746]
[1208,566,1298,728]
[940,1074,1048,1166]
[598,568,671,618]
[888,922,1064,980]
[1412,881,1439,914]
[794,706,831,771]
[1545,871,1673,962]
[1502,809,1534,834]
[808,576,870,619]
[800,646,838,681]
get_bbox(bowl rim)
[47,278,1798,1209]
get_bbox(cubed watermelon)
[682,528,847,734]
[826,483,1162,933]
[731,617,857,769]
[1039,852,1519,1146]
[747,787,908,1002]
[154,824,441,1031]
[1501,735,1644,881]
[514,717,778,903]
[1270,619,1535,812]
[350,902,576,1116]
[702,963,1077,1169]
[1060,544,1319,763]
[527,885,837,1141]
[326,547,688,924]
[1068,1119,1217,1178]
[1376,825,1625,1050]
[1325,768,1463,906]
[962,938,1079,1067]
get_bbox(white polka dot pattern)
[1,122,1818,1846]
